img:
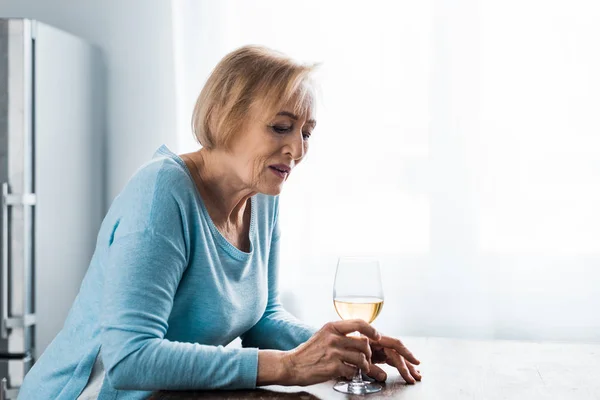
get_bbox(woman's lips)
[270,164,291,173]
[269,166,289,179]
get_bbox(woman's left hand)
[365,335,422,384]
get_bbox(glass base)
[333,380,383,395]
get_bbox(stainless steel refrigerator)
[0,19,104,398]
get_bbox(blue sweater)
[18,145,315,399]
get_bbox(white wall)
[173,0,600,343]
[0,0,177,208]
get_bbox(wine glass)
[332,256,384,395]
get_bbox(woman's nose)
[287,130,305,161]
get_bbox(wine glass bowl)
[332,256,384,395]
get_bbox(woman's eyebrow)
[277,111,317,127]
[277,111,299,120]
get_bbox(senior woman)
[18,46,421,400]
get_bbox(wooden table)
[149,337,600,399]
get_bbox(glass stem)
[351,368,364,384]
[349,331,365,385]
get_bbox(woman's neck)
[181,148,256,228]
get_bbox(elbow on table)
[102,341,152,390]
[101,330,160,390]
[105,356,139,390]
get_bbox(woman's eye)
[302,131,312,140]
[271,125,293,134]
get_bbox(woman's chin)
[260,184,284,196]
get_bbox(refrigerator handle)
[1,182,37,340]
[1,182,9,340]
[0,377,6,400]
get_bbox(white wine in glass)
[334,296,384,323]
[333,257,384,395]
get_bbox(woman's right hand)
[281,320,382,386]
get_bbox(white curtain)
[171,0,600,341]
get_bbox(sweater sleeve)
[100,230,259,391]
[240,233,317,351]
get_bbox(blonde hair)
[192,45,318,149]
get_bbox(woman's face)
[227,99,316,196]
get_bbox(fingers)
[406,360,422,381]
[374,335,420,365]
[365,363,387,382]
[370,346,387,364]
[384,348,416,384]
[339,350,371,372]
[332,320,381,341]
[338,335,372,360]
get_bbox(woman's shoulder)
[123,146,195,199]
[107,146,198,238]
[134,146,192,184]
